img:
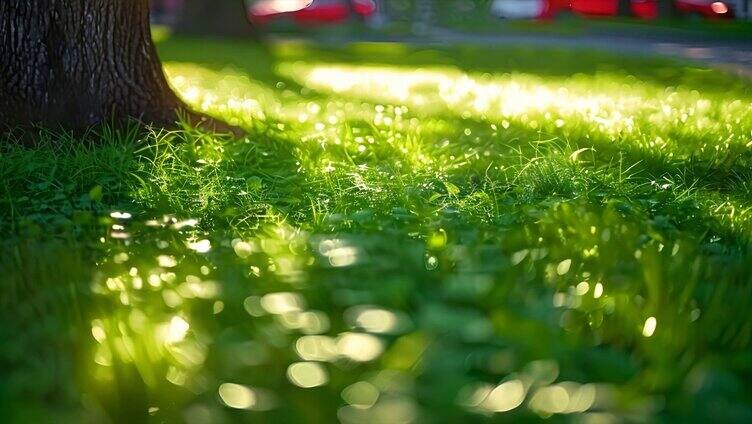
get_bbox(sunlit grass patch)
[157,44,752,242]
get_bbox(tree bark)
[617,0,633,16]
[175,0,258,38]
[0,0,229,133]
[658,0,676,18]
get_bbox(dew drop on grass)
[511,250,529,265]
[113,253,129,264]
[187,239,212,253]
[557,259,572,275]
[690,309,701,322]
[480,379,526,412]
[642,317,657,337]
[425,255,438,270]
[164,316,190,343]
[342,381,379,409]
[287,362,329,388]
[110,211,132,219]
[427,229,447,250]
[593,283,604,299]
[337,333,384,362]
[218,383,256,409]
[157,255,177,268]
[233,240,254,258]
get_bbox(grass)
[2,37,752,422]
[440,16,752,41]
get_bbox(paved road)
[293,29,752,78]
[427,28,752,78]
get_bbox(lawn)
[439,15,752,40]
[2,38,752,422]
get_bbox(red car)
[569,0,734,19]
[491,0,734,20]
[568,0,660,17]
[249,0,376,26]
[673,0,734,18]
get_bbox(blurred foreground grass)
[2,38,752,422]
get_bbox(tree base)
[178,110,246,138]
[0,0,243,139]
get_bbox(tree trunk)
[175,0,258,38]
[0,0,228,133]
[658,0,676,18]
[617,0,633,16]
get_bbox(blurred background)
[150,0,752,39]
